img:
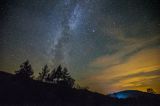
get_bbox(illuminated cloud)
[84,48,160,94]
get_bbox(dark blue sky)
[0,0,160,94]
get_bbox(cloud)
[91,15,160,70]
[83,47,160,94]
[90,35,160,68]
[78,14,160,93]
[81,18,160,94]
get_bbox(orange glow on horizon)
[81,48,160,94]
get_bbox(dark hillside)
[0,71,115,106]
[0,71,160,106]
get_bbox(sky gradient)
[0,0,160,94]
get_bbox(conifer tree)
[15,60,33,79]
[38,64,50,81]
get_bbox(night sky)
[0,0,160,94]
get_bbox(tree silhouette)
[55,65,63,82]
[47,68,56,82]
[37,64,50,81]
[147,88,156,94]
[45,73,52,82]
[61,67,75,87]
[62,67,70,80]
[15,60,34,79]
[45,65,75,88]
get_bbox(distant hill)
[108,90,160,99]
[0,71,160,106]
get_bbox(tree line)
[15,60,75,88]
[14,60,157,93]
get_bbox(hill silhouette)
[0,71,160,106]
[109,90,160,99]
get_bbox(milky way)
[0,0,160,94]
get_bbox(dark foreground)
[0,71,160,106]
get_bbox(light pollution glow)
[82,48,160,94]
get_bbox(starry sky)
[0,0,160,94]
